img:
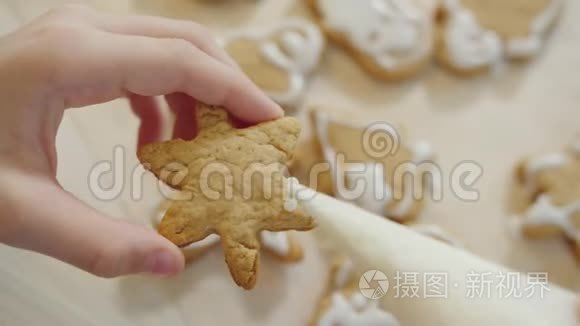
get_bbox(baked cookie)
[153,201,304,263]
[435,0,563,75]
[291,109,436,223]
[306,0,434,80]
[310,258,400,326]
[138,103,316,289]
[511,139,580,258]
[221,18,324,111]
[151,200,219,263]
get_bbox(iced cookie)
[510,139,580,259]
[138,103,316,289]
[221,18,324,111]
[291,109,436,223]
[435,0,563,75]
[153,202,304,263]
[306,0,434,80]
[310,258,400,326]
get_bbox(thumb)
[2,177,184,278]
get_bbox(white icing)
[506,0,564,58]
[443,0,502,69]
[521,195,580,240]
[524,153,568,180]
[222,18,324,108]
[318,0,432,70]
[410,140,434,163]
[314,112,435,220]
[389,141,436,219]
[345,162,392,216]
[318,292,400,326]
[388,177,415,220]
[260,231,290,256]
[334,258,355,289]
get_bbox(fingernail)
[145,251,179,277]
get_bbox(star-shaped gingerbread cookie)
[138,103,316,289]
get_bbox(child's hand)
[0,5,283,278]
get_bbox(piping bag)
[291,182,578,326]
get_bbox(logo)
[361,122,400,159]
[359,270,389,299]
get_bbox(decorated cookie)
[153,202,304,263]
[221,18,324,111]
[435,0,563,75]
[138,103,316,289]
[310,258,400,326]
[291,109,436,223]
[306,0,434,80]
[510,139,580,258]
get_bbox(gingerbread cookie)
[436,0,563,75]
[151,200,219,263]
[310,258,400,326]
[153,202,304,263]
[510,139,580,259]
[138,103,316,289]
[291,109,436,223]
[306,0,434,80]
[221,18,324,111]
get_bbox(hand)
[0,5,283,278]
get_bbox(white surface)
[0,0,579,325]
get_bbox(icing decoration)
[520,195,580,240]
[443,0,502,69]
[524,153,568,181]
[506,0,564,58]
[317,0,432,69]
[334,258,355,289]
[318,292,400,326]
[388,141,435,220]
[314,112,435,220]
[155,207,291,255]
[222,18,324,108]
[345,162,392,216]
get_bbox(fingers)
[34,6,284,123]
[165,93,197,141]
[2,178,184,278]
[54,30,282,123]
[95,13,239,69]
[129,95,165,148]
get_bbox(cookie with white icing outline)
[309,257,400,326]
[306,0,434,81]
[221,18,324,112]
[510,138,580,259]
[291,109,436,223]
[309,225,459,325]
[153,201,305,263]
[435,0,563,76]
